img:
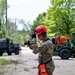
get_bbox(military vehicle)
[52,32,75,59]
[0,38,21,56]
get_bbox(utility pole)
[14,18,17,42]
[13,18,19,42]
[5,0,8,38]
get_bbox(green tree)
[31,12,47,32]
[0,0,6,17]
[0,0,6,38]
[44,0,75,37]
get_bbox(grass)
[3,53,8,56]
[0,58,19,65]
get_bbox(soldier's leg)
[46,66,55,75]
[46,61,55,75]
[49,73,53,75]
[47,70,53,75]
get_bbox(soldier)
[27,25,55,75]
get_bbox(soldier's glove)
[31,34,36,39]
[24,40,30,45]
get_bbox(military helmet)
[35,25,47,36]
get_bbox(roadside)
[0,47,75,75]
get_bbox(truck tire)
[60,49,71,59]
[7,50,12,55]
[0,50,3,56]
[15,49,19,55]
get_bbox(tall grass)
[0,58,19,65]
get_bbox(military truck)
[52,32,75,59]
[0,38,21,56]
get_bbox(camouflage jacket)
[28,38,54,64]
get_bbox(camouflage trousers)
[46,69,54,75]
[46,60,55,75]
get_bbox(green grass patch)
[0,58,19,65]
[3,53,8,56]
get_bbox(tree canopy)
[32,0,75,37]
[0,0,75,43]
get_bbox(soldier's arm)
[27,42,45,54]
[27,38,38,50]
[32,42,47,54]
[28,39,53,54]
[46,41,54,56]
[33,41,54,55]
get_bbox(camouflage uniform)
[28,38,55,75]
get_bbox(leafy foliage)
[1,0,75,43]
[46,0,75,36]
[31,0,75,37]
[31,12,47,32]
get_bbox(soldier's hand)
[24,40,30,45]
[31,34,36,39]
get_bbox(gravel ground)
[0,47,75,75]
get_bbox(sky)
[7,0,51,30]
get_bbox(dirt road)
[0,47,75,75]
